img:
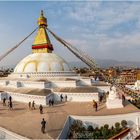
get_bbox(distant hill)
[1,59,140,69]
[69,59,140,68]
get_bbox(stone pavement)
[0,100,139,139]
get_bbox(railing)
[109,128,130,140]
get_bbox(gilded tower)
[32,10,53,53]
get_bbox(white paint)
[9,72,77,79]
[0,91,53,106]
[51,80,77,88]
[53,92,99,102]
[0,78,94,88]
[106,86,123,109]
[14,53,72,73]
[106,98,123,109]
[0,126,28,140]
[76,78,91,86]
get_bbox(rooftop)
[53,87,99,93]
[0,86,51,96]
[0,100,139,139]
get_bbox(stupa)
[3,10,95,89]
[0,10,110,105]
[106,86,124,109]
[12,10,76,79]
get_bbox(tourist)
[49,99,51,106]
[32,101,35,110]
[51,99,54,106]
[3,98,6,106]
[39,104,43,114]
[41,118,46,134]
[93,100,98,112]
[65,95,67,102]
[99,94,103,103]
[9,101,13,110]
[95,102,98,112]
[9,96,12,102]
[8,101,13,110]
[28,102,31,110]
[60,94,63,102]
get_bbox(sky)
[0,1,140,66]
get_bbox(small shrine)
[106,86,124,109]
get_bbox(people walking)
[49,99,51,106]
[93,100,98,112]
[9,96,12,102]
[60,94,63,102]
[41,118,46,134]
[95,102,98,112]
[65,95,67,102]
[39,104,43,114]
[51,99,54,106]
[32,101,35,110]
[28,102,31,110]
[8,101,13,110]
[9,101,13,110]
[3,98,6,106]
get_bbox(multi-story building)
[116,69,137,85]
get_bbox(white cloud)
[66,2,140,32]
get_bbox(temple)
[12,11,76,78]
[1,11,102,90]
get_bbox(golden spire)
[32,10,53,53]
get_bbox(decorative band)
[32,44,53,50]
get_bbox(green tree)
[104,124,109,130]
[87,125,94,132]
[115,122,121,132]
[121,120,127,128]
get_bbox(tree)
[69,120,84,133]
[87,125,94,132]
[121,120,127,128]
[115,122,121,132]
[104,124,109,130]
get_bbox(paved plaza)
[0,100,139,139]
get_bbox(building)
[116,69,137,85]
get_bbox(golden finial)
[38,10,47,27]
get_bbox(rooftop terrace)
[0,100,139,139]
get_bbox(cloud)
[1,1,140,67]
[69,2,101,22]
[64,2,140,33]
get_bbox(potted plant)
[121,120,127,129]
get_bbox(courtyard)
[0,100,139,139]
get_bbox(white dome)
[14,53,71,73]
